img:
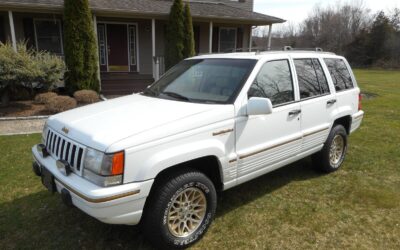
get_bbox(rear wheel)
[313,125,348,173]
[142,170,217,249]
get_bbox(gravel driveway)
[0,117,47,135]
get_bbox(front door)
[235,59,302,181]
[107,24,129,72]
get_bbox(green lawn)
[1,69,399,249]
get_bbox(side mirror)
[247,97,273,116]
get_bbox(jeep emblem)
[62,127,69,134]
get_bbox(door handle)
[327,99,337,105]
[289,109,301,116]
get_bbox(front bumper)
[32,145,154,225]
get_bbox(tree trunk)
[1,89,10,107]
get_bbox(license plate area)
[41,166,56,193]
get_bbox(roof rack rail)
[283,46,323,52]
[199,46,333,55]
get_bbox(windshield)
[142,59,257,104]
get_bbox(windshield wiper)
[142,88,157,96]
[161,91,190,101]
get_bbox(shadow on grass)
[216,157,322,217]
[0,158,321,249]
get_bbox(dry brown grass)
[34,92,57,104]
[73,90,99,104]
[45,95,77,112]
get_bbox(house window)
[97,24,107,65]
[34,19,63,55]
[219,28,237,52]
[128,25,137,66]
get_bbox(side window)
[324,58,354,91]
[313,59,330,94]
[294,58,330,99]
[248,60,294,106]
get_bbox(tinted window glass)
[143,59,257,104]
[248,60,294,106]
[294,59,322,99]
[313,59,330,94]
[324,58,354,91]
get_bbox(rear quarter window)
[324,58,354,91]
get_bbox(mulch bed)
[0,101,54,117]
[0,95,123,118]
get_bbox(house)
[0,0,285,95]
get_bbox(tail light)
[358,93,362,111]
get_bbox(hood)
[47,94,233,152]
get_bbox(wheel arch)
[333,115,351,134]
[153,155,223,191]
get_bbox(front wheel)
[313,124,348,173]
[142,170,217,249]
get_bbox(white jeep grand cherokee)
[32,51,364,249]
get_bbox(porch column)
[267,24,273,50]
[8,11,16,51]
[93,14,101,89]
[249,26,253,52]
[152,18,158,80]
[209,21,213,53]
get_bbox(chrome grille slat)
[44,129,86,175]
[51,134,56,152]
[48,132,53,151]
[71,145,76,167]
[66,142,71,164]
[77,148,83,171]
[56,137,61,157]
[60,140,66,159]
[45,130,50,147]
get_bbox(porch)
[0,2,282,95]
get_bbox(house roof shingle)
[0,0,285,25]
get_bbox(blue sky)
[254,0,399,24]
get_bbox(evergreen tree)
[366,12,393,65]
[63,0,99,93]
[165,0,185,70]
[183,3,195,58]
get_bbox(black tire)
[142,169,217,249]
[312,124,348,173]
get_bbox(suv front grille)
[45,129,85,174]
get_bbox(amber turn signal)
[111,151,124,175]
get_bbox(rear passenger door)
[292,57,336,152]
[323,58,359,117]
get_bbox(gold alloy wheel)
[167,187,207,238]
[329,135,345,166]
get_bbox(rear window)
[294,58,330,99]
[324,58,354,91]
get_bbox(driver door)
[235,59,302,181]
